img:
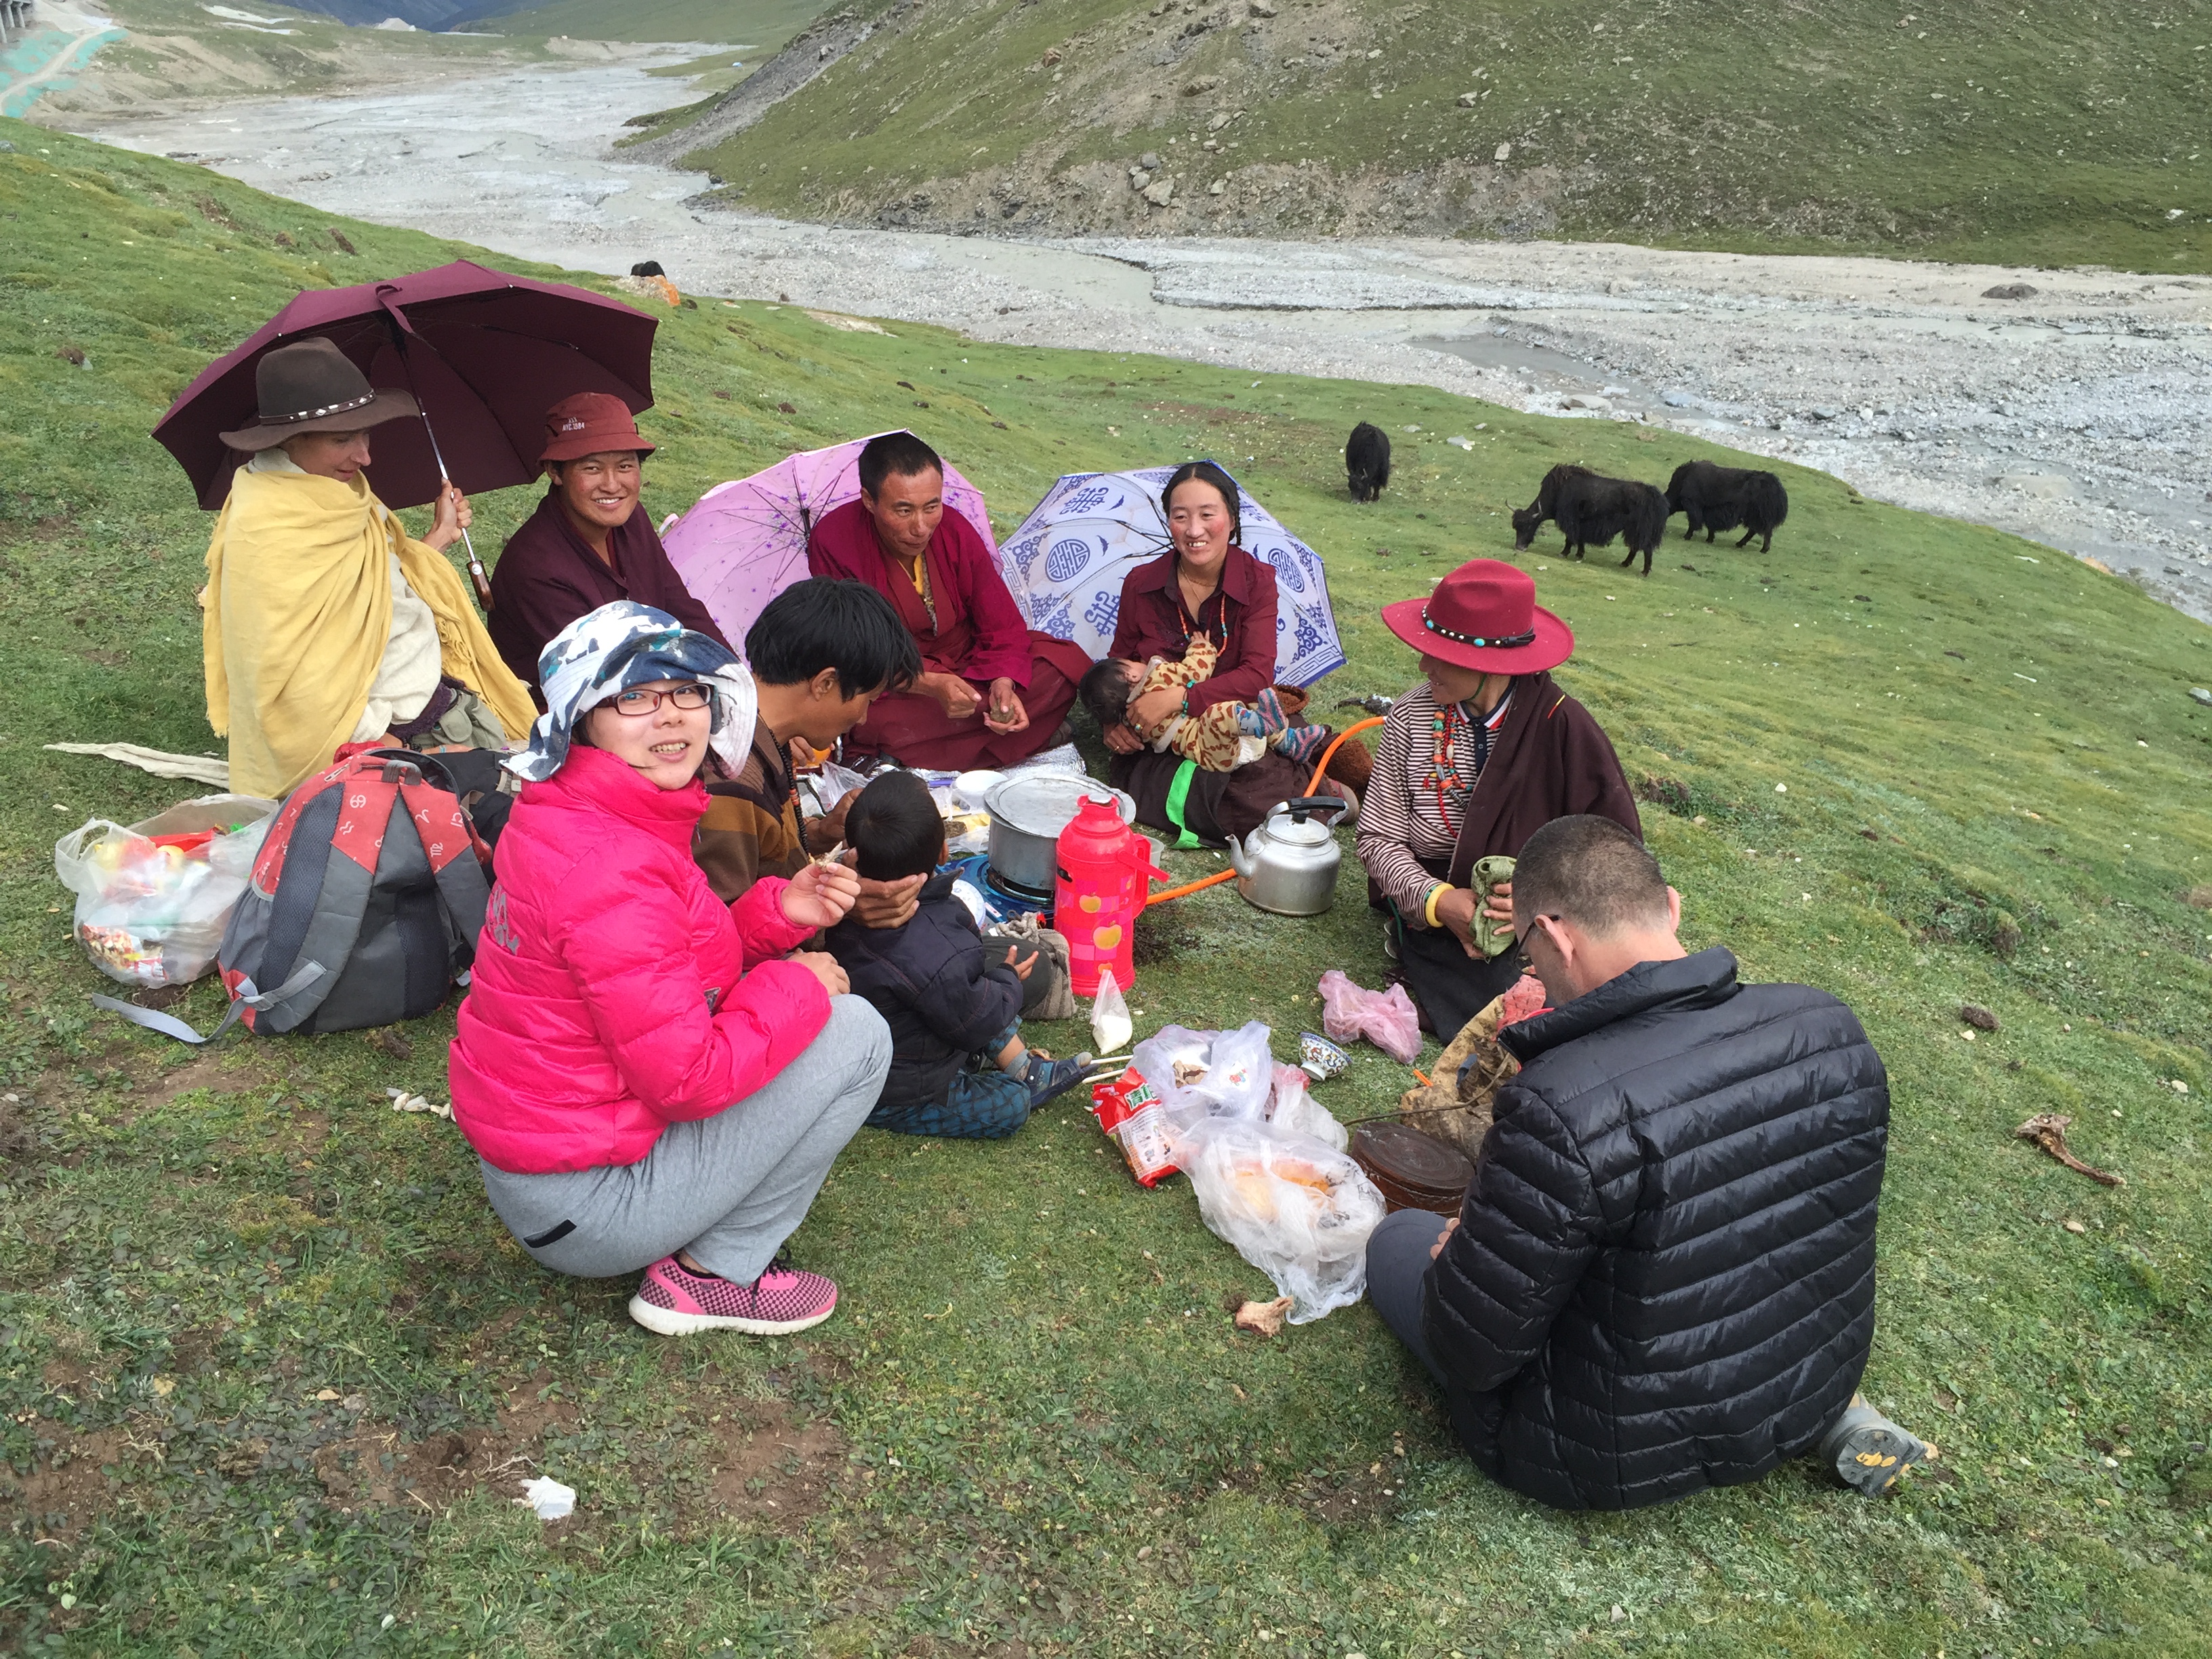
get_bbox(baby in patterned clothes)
[1078,635,1328,771]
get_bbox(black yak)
[1346,422,1391,502]
[1511,464,1669,575]
[1664,460,1789,552]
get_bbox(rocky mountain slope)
[659,0,2210,272]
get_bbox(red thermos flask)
[1053,796,1167,996]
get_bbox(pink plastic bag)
[1316,970,1421,1065]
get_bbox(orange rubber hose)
[1146,867,1237,906]
[1305,715,1385,794]
[1141,716,1387,908]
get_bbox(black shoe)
[1024,1052,1092,1109]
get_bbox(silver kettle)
[1227,796,1347,916]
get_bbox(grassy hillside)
[36,0,563,117]
[480,0,825,48]
[675,0,2212,272]
[4,113,2212,1656]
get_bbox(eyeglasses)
[606,684,713,716]
[1513,913,1559,958]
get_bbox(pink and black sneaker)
[628,1252,839,1337]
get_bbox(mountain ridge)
[654,0,2211,274]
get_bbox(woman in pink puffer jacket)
[451,602,890,1336]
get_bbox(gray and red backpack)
[95,747,492,1042]
[218,747,492,1033]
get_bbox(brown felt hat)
[217,337,419,451]
[539,392,655,464]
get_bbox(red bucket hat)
[1380,558,1574,674]
[539,392,655,465]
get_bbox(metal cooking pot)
[982,772,1135,896]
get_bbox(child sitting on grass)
[825,771,1092,1139]
[1079,634,1329,771]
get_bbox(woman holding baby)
[1101,462,1371,845]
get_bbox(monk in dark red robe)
[806,432,1088,769]
[487,393,726,698]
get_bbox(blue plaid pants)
[865,1025,1032,1141]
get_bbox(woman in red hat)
[488,393,729,697]
[1356,558,1641,1038]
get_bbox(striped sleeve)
[1355,697,1444,919]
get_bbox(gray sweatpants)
[478,996,892,1284]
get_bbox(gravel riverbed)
[77,56,2212,623]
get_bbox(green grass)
[478,0,825,47]
[4,114,2212,1656]
[681,0,2212,274]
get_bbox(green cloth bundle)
[1472,855,1517,958]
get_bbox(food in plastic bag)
[1131,1021,1275,1122]
[1268,1064,1348,1153]
[1173,1115,1387,1323]
[1317,969,1422,1064]
[941,810,993,859]
[54,794,276,987]
[1090,968,1133,1054]
[1088,1067,1179,1187]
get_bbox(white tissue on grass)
[386,1088,453,1121]
[516,1476,575,1519]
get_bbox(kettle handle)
[1273,795,1349,825]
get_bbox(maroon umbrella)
[153,259,659,603]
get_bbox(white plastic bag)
[1268,1063,1348,1153]
[1090,968,1132,1054]
[516,1476,575,1520]
[1173,1115,1387,1324]
[54,794,276,988]
[798,759,872,820]
[1132,1021,1274,1122]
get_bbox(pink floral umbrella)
[663,430,996,653]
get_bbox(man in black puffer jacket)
[1365,815,1929,1509]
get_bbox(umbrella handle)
[403,394,492,615]
[457,522,493,613]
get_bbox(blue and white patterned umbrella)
[995,466,1346,688]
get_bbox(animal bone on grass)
[2014,1113,2123,1186]
[1234,1296,1293,1336]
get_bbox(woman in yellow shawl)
[202,339,535,802]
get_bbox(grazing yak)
[1511,464,1670,575]
[1346,422,1391,502]
[1665,460,1789,551]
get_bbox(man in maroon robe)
[488,394,727,697]
[806,432,1088,770]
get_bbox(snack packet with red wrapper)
[1089,1067,1180,1187]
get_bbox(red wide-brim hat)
[1380,557,1574,674]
